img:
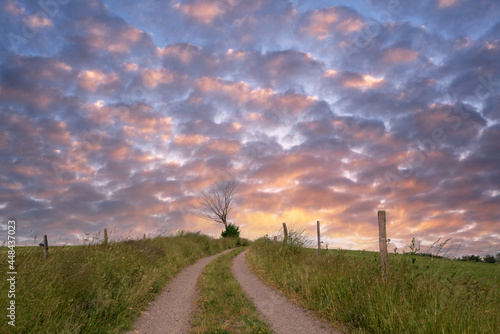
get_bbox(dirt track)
[127,248,340,333]
[231,250,340,334]
[127,249,232,334]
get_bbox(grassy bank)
[190,248,272,334]
[247,236,500,334]
[0,232,245,334]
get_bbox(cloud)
[437,0,460,9]
[174,134,210,146]
[24,13,53,28]
[382,47,418,63]
[299,6,364,40]
[4,0,25,16]
[175,1,225,24]
[1,0,499,256]
[77,70,119,92]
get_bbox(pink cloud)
[24,14,53,29]
[141,68,175,89]
[383,47,419,63]
[174,134,210,146]
[77,70,119,92]
[437,0,460,9]
[301,7,364,40]
[3,0,24,16]
[342,73,385,90]
[175,1,224,24]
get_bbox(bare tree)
[198,177,236,229]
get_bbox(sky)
[1,0,499,257]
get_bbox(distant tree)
[484,254,496,263]
[461,255,483,262]
[198,176,236,229]
[221,223,240,238]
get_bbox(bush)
[236,237,251,247]
[460,254,483,262]
[221,223,240,238]
[484,254,496,263]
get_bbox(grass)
[190,248,272,334]
[0,232,247,334]
[247,234,500,334]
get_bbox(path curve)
[231,250,340,334]
[127,249,232,334]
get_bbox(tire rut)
[231,250,341,334]
[127,249,232,334]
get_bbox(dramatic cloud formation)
[1,0,499,257]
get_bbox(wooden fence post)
[143,233,146,240]
[43,235,48,260]
[104,228,108,245]
[378,211,388,276]
[282,222,288,244]
[317,220,321,256]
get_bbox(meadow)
[0,232,244,334]
[247,233,500,334]
[2,229,498,334]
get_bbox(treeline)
[408,252,500,263]
[456,253,500,263]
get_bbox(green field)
[0,232,245,334]
[2,231,498,334]
[247,236,500,334]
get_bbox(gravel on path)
[127,249,232,334]
[231,250,341,334]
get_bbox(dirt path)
[231,250,341,334]
[127,249,232,334]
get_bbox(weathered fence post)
[43,234,48,260]
[378,211,388,276]
[317,220,321,256]
[104,228,108,245]
[143,233,146,240]
[282,222,288,244]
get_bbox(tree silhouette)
[198,176,236,229]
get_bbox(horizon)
[1,0,499,258]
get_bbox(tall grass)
[247,232,500,334]
[0,232,245,334]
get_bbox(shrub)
[484,254,496,263]
[221,223,240,238]
[461,254,483,262]
[236,237,251,247]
